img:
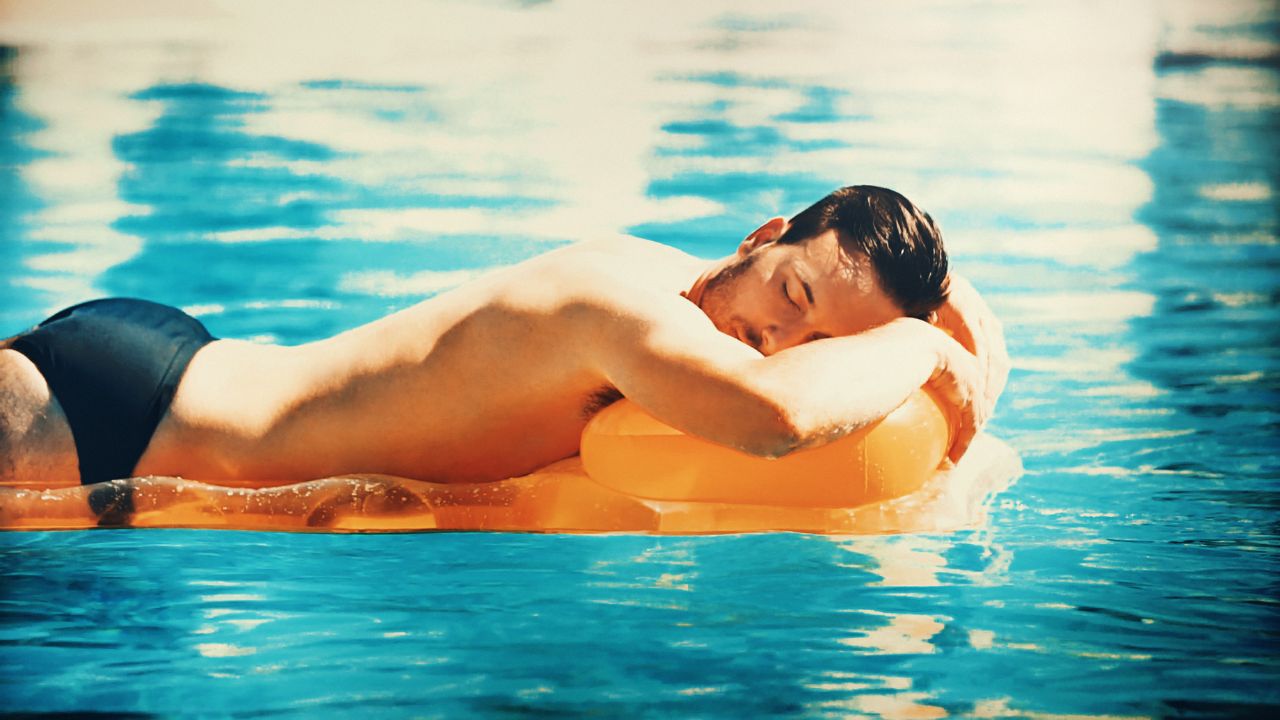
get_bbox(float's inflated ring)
[582,388,951,508]
[0,389,954,534]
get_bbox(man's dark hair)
[777,185,949,320]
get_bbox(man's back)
[132,237,708,483]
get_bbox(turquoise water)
[2,1,1278,717]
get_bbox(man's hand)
[918,325,982,464]
[931,273,1009,458]
[860,318,983,465]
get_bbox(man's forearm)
[595,300,971,460]
[746,317,948,454]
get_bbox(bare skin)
[0,217,1006,490]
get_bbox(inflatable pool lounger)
[0,390,957,535]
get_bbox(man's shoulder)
[503,237,707,327]
[530,237,700,297]
[571,234,695,262]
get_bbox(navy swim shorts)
[10,298,216,485]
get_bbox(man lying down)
[0,185,1009,525]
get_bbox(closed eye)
[782,281,801,311]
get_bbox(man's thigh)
[0,348,79,487]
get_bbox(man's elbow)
[737,412,806,459]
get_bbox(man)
[1,185,1008,489]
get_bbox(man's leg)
[0,348,80,487]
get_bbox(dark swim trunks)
[10,298,216,485]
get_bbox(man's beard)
[697,251,760,337]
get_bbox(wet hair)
[777,185,949,320]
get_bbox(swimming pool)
[2,1,1277,716]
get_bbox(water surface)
[1,1,1277,717]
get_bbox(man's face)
[692,228,904,356]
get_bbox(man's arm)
[587,294,981,462]
[932,273,1009,423]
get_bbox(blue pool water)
[2,1,1278,717]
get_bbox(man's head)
[686,185,949,355]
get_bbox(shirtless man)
[0,185,1008,491]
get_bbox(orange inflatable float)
[0,389,953,534]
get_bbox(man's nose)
[759,324,796,356]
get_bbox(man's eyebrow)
[802,279,815,307]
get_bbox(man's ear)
[736,216,790,255]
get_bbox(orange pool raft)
[0,389,954,534]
